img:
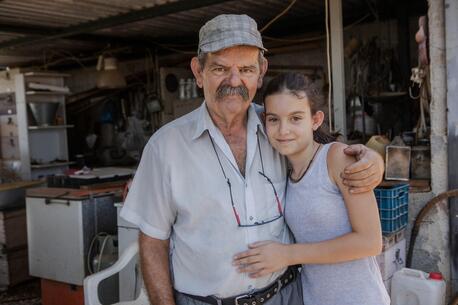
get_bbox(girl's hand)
[232,241,290,278]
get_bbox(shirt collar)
[191,101,267,140]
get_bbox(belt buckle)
[234,294,251,305]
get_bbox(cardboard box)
[376,238,406,281]
[382,229,406,251]
[0,246,30,290]
[382,234,397,252]
[0,208,27,249]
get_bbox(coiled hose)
[405,189,458,305]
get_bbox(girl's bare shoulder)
[327,142,355,182]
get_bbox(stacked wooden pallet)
[0,207,30,291]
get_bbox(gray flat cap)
[198,14,267,55]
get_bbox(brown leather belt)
[177,266,299,305]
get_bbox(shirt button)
[249,216,253,221]
[248,285,254,290]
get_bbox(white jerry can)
[391,268,446,305]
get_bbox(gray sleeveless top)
[285,143,390,305]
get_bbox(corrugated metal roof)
[0,0,180,27]
[0,0,370,68]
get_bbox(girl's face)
[264,92,324,158]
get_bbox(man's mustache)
[215,84,249,101]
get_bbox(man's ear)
[312,111,325,131]
[191,57,204,88]
[257,57,268,89]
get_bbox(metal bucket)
[28,102,59,126]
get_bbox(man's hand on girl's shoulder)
[341,144,384,194]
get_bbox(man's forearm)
[139,232,175,305]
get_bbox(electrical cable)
[154,12,370,52]
[87,232,109,274]
[260,0,297,33]
[97,235,111,273]
[263,33,326,43]
[364,0,379,20]
[263,13,371,43]
[150,40,195,55]
[37,46,131,70]
[154,12,370,55]
[42,49,88,70]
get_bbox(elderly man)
[121,14,383,305]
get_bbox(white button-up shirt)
[120,101,290,298]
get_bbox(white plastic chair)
[84,242,150,305]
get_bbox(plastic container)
[380,215,408,234]
[391,268,446,305]
[375,184,409,209]
[375,184,409,234]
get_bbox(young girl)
[233,73,390,305]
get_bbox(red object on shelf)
[41,279,84,305]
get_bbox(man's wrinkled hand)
[342,144,384,193]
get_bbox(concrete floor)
[0,280,40,305]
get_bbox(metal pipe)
[407,189,458,267]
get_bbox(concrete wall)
[408,193,450,286]
[429,0,448,195]
[406,0,451,299]
[445,0,458,296]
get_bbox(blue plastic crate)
[379,208,401,219]
[376,184,409,234]
[375,184,409,209]
[400,213,408,227]
[400,203,408,215]
[381,217,399,233]
[380,203,408,219]
[381,213,409,234]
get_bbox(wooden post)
[329,0,346,138]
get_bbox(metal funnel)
[28,102,59,126]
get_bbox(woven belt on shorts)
[178,266,299,305]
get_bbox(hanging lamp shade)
[96,56,126,89]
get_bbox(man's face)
[191,46,267,121]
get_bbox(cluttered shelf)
[366,91,408,99]
[0,180,44,192]
[28,125,74,130]
[365,134,431,193]
[379,179,431,193]
[24,72,70,78]
[30,161,75,169]
[26,91,71,96]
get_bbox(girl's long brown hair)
[263,72,336,144]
